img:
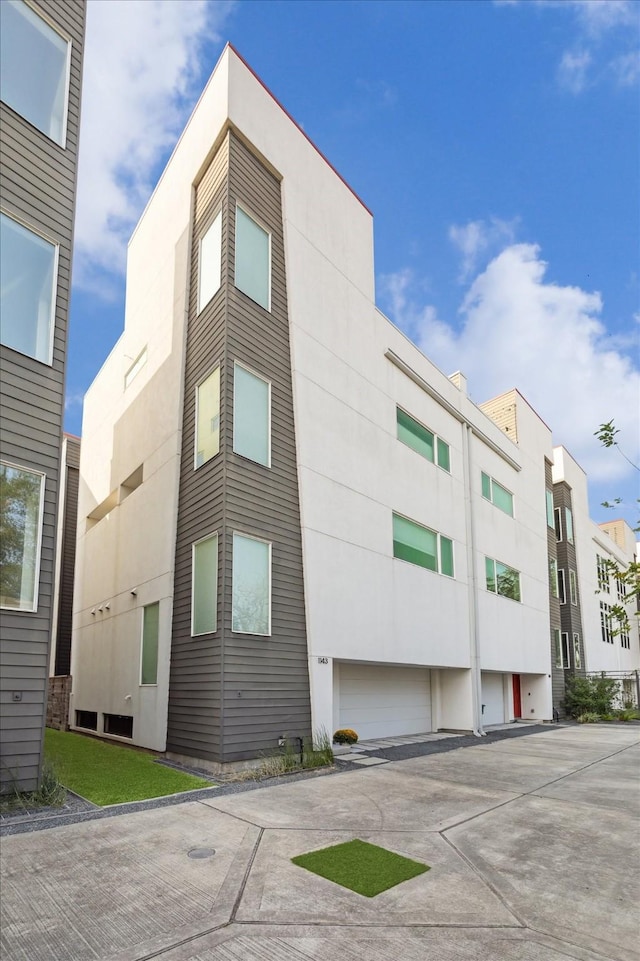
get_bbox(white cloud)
[380,245,640,485]
[74,0,234,291]
[448,218,517,282]
[558,49,592,93]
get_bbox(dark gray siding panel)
[167,131,312,764]
[0,0,85,792]
[546,461,565,714]
[553,481,585,685]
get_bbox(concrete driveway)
[1,724,638,961]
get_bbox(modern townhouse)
[70,45,554,771]
[0,0,85,791]
[552,447,639,703]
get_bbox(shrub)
[563,675,620,719]
[576,712,601,724]
[614,708,639,722]
[333,728,358,745]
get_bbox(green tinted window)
[235,207,270,309]
[141,602,159,685]
[485,557,496,593]
[192,535,218,635]
[436,437,450,472]
[496,561,521,601]
[492,481,513,516]
[546,489,554,528]
[481,472,491,499]
[439,536,454,577]
[396,408,434,462]
[393,514,437,571]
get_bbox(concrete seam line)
[107,921,233,961]
[230,826,264,921]
[525,924,621,961]
[439,833,527,929]
[196,799,264,830]
[231,920,528,929]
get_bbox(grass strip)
[291,838,429,897]
[44,728,212,806]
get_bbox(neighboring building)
[552,448,639,697]
[70,45,553,771]
[0,0,86,791]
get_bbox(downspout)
[463,423,484,736]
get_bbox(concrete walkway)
[1,724,638,961]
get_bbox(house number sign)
[317,657,329,664]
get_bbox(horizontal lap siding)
[0,0,85,791]
[167,131,311,765]
[166,137,229,762]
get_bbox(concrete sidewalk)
[1,724,638,961]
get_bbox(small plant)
[614,708,639,722]
[0,759,66,813]
[333,728,358,745]
[576,712,601,724]
[563,675,621,719]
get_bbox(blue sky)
[67,0,639,524]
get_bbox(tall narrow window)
[192,534,218,635]
[232,533,271,635]
[436,437,450,472]
[558,569,566,605]
[565,507,574,544]
[0,213,57,364]
[573,633,581,669]
[600,602,613,644]
[569,569,578,605]
[233,363,270,467]
[546,489,554,528]
[198,211,222,312]
[0,0,71,146]
[560,632,570,669]
[0,462,44,611]
[554,508,562,541]
[553,629,563,669]
[235,206,270,310]
[195,367,220,468]
[549,558,559,598]
[141,602,159,685]
[596,555,609,592]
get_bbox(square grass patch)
[291,838,430,897]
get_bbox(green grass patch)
[44,729,212,806]
[291,838,430,897]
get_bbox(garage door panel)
[338,664,431,739]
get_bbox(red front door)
[512,674,522,718]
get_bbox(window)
[596,554,609,592]
[569,569,578,605]
[481,472,514,517]
[233,363,270,467]
[558,569,566,605]
[616,573,626,603]
[124,347,147,389]
[396,408,450,471]
[0,462,44,611]
[195,367,220,468]
[198,210,222,312]
[620,624,630,650]
[485,557,521,602]
[549,558,559,598]
[0,212,57,364]
[554,508,562,541]
[141,602,159,685]
[565,507,574,544]
[546,489,554,528]
[600,601,613,644]
[232,533,271,635]
[560,632,570,669]
[392,513,454,576]
[553,629,564,669]
[192,534,218,635]
[235,205,270,310]
[0,0,71,146]
[573,633,581,669]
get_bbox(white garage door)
[481,672,505,726]
[337,663,432,740]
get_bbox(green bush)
[333,728,358,745]
[577,712,601,724]
[614,708,639,722]
[563,675,620,719]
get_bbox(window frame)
[0,459,46,613]
[0,209,58,366]
[485,555,521,602]
[194,364,221,470]
[140,601,160,686]
[396,406,450,473]
[565,506,574,544]
[569,569,578,606]
[545,489,554,528]
[0,0,73,148]
[234,202,272,311]
[191,532,219,637]
[560,632,570,670]
[392,511,455,578]
[600,601,613,644]
[554,507,563,542]
[596,554,609,592]
[233,360,272,468]
[481,471,514,517]
[572,632,581,669]
[197,208,222,314]
[558,569,566,605]
[231,531,272,636]
[549,558,559,598]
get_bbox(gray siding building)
[0,0,85,791]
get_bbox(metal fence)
[585,670,640,710]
